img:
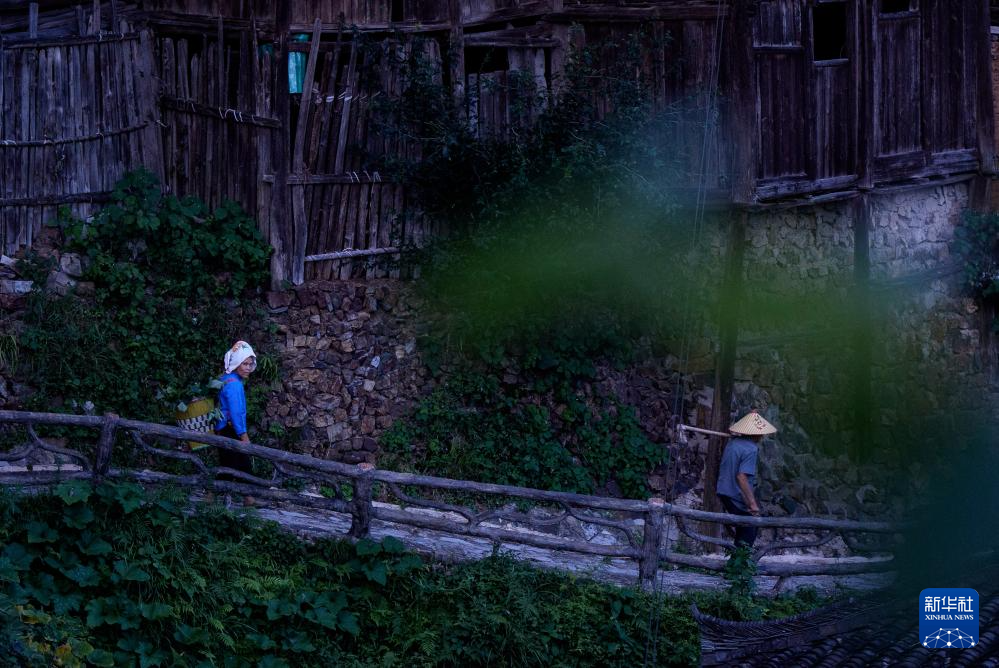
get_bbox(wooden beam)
[548,5,732,22]
[856,0,873,188]
[27,2,38,38]
[304,247,400,262]
[264,173,390,185]
[94,413,119,479]
[704,211,746,519]
[269,0,293,289]
[159,95,281,128]
[664,551,895,576]
[0,122,148,146]
[286,22,451,41]
[850,195,872,461]
[0,191,113,207]
[976,0,998,175]
[726,0,759,204]
[143,11,275,35]
[1,31,140,49]
[216,16,225,105]
[640,499,665,584]
[448,0,465,110]
[290,18,323,286]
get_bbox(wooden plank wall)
[920,0,975,153]
[154,26,275,236]
[0,4,162,256]
[875,14,920,157]
[753,0,807,182]
[300,37,436,280]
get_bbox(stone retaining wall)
[260,281,432,464]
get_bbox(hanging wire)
[643,1,727,665]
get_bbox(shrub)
[1,483,826,667]
[13,170,273,424]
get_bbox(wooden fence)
[0,24,162,256]
[0,410,898,587]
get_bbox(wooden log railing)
[0,411,899,587]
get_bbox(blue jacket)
[214,372,247,436]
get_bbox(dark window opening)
[879,0,913,14]
[391,0,405,23]
[813,2,848,61]
[465,47,509,74]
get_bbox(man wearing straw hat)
[716,411,777,548]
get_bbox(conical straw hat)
[729,411,777,436]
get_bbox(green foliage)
[719,546,763,619]
[0,482,420,667]
[0,483,828,667]
[386,556,699,667]
[378,28,700,343]
[13,170,273,423]
[381,367,661,497]
[369,31,707,497]
[955,210,999,303]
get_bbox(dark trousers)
[720,495,758,548]
[214,424,254,477]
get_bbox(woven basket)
[175,398,216,451]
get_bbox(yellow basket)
[175,398,216,451]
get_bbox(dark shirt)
[717,437,758,512]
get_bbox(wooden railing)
[0,411,899,586]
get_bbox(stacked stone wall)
[260,281,433,464]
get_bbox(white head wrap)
[224,340,256,374]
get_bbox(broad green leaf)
[245,633,277,650]
[355,539,382,556]
[54,480,92,505]
[53,592,85,615]
[380,536,406,553]
[77,532,113,556]
[26,521,58,543]
[87,649,115,667]
[63,504,95,529]
[362,561,388,585]
[338,610,360,636]
[113,560,151,583]
[2,543,33,570]
[139,602,172,620]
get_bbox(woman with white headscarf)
[214,340,257,476]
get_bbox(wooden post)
[269,0,293,288]
[975,0,997,176]
[856,0,873,189]
[447,0,465,110]
[704,211,746,516]
[95,413,119,480]
[851,196,872,461]
[28,3,38,39]
[640,498,665,586]
[138,29,165,180]
[724,0,758,204]
[290,18,323,286]
[91,0,101,35]
[216,17,225,105]
[349,464,374,539]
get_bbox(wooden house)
[0,0,994,284]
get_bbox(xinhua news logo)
[919,588,979,649]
